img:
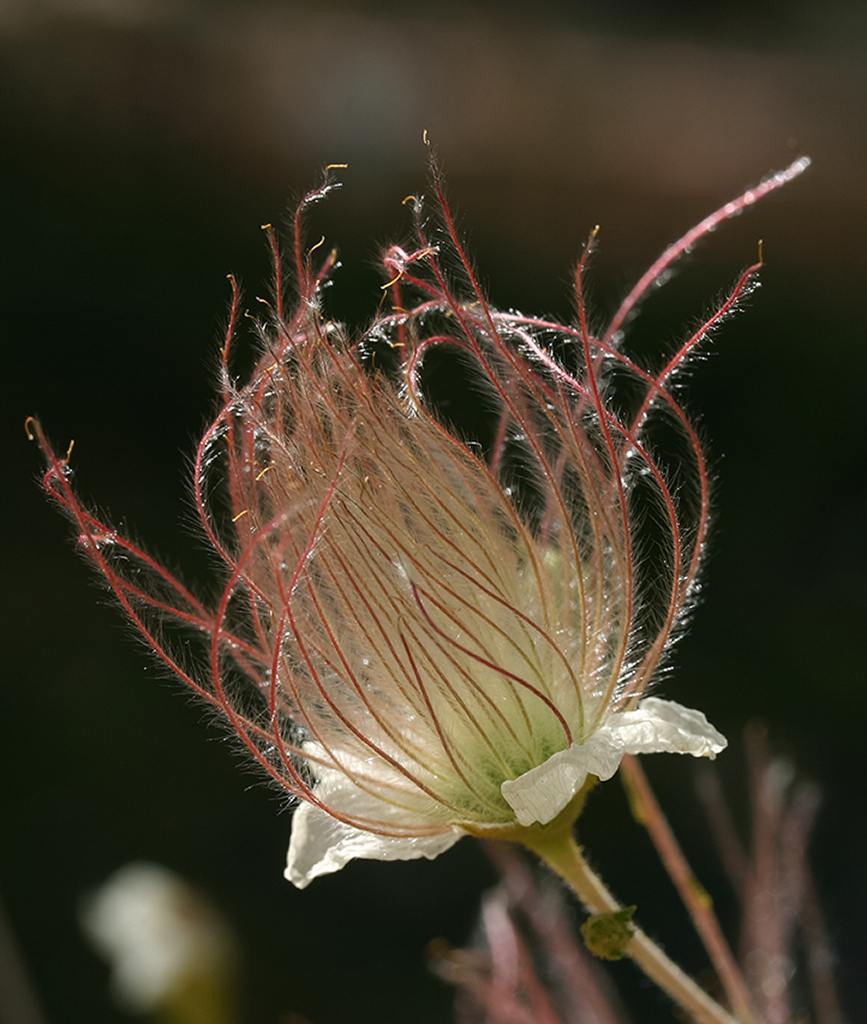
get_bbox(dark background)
[3,1,866,1021]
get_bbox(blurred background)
[3,0,866,1021]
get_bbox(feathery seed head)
[32,157,810,886]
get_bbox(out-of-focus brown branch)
[696,723,844,1024]
[484,891,563,1024]
[800,867,844,1024]
[0,897,48,1024]
[743,723,795,1024]
[430,889,562,1024]
[777,779,821,964]
[694,765,750,902]
[620,754,755,1024]
[484,841,627,1024]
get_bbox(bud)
[32,157,810,888]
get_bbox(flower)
[33,157,809,888]
[81,862,237,1018]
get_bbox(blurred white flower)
[81,862,235,1017]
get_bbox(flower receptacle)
[454,777,597,849]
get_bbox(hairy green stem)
[522,830,741,1024]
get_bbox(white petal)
[285,763,463,888]
[501,732,626,827]
[609,697,727,757]
[500,698,727,829]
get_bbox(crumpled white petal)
[501,697,726,828]
[501,732,626,828]
[285,759,463,888]
[612,696,728,757]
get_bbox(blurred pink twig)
[696,724,844,1024]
